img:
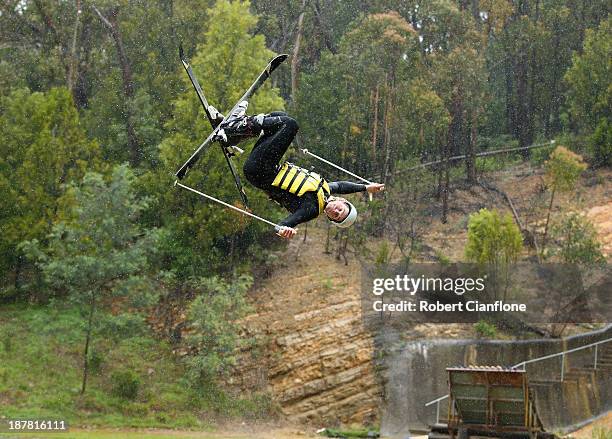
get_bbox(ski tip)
[270,54,289,68]
[179,44,185,60]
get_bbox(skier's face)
[325,198,349,222]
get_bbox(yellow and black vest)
[271,162,331,214]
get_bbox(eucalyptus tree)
[0,87,99,292]
[21,165,162,394]
[565,17,611,166]
[142,0,285,276]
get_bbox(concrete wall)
[380,326,612,437]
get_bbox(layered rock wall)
[232,236,382,425]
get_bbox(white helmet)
[332,201,357,228]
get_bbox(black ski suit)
[242,112,366,228]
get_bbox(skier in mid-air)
[211,102,385,239]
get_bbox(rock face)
[585,201,612,258]
[232,228,381,425]
[226,168,611,426]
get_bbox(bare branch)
[92,4,112,29]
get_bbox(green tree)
[297,11,426,235]
[0,1,92,105]
[541,146,587,256]
[565,17,612,166]
[411,1,487,220]
[142,0,285,275]
[465,208,523,299]
[184,274,252,391]
[299,11,421,184]
[0,87,100,291]
[0,0,215,142]
[337,11,419,186]
[21,165,161,394]
[402,79,451,161]
[431,41,486,220]
[466,208,523,265]
[552,213,605,265]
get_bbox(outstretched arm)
[276,202,319,239]
[329,181,385,194]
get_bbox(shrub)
[541,146,588,257]
[110,370,140,400]
[529,143,554,166]
[184,275,252,390]
[544,146,588,192]
[88,350,104,375]
[435,249,451,265]
[592,427,612,439]
[589,118,611,167]
[552,213,605,265]
[466,209,522,299]
[375,240,391,266]
[474,320,497,338]
[1,332,12,353]
[465,209,523,266]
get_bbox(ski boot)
[208,105,224,126]
[207,106,242,156]
[214,101,265,145]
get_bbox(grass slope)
[0,304,269,432]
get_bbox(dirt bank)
[569,410,612,438]
[3,425,321,439]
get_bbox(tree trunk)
[545,28,562,137]
[67,0,81,95]
[290,0,307,104]
[515,39,531,156]
[549,69,561,134]
[14,254,22,292]
[449,88,464,157]
[442,145,450,224]
[505,53,516,137]
[73,13,93,109]
[312,0,336,54]
[229,234,235,264]
[540,186,556,258]
[81,291,96,395]
[382,78,394,187]
[441,120,452,224]
[466,108,478,183]
[335,230,348,265]
[93,5,141,166]
[471,0,481,28]
[435,163,442,200]
[371,84,379,164]
[526,0,539,149]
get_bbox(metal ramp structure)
[428,366,556,439]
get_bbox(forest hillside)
[0,0,609,435]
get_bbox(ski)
[179,45,221,129]
[175,53,288,180]
[179,45,250,207]
[220,147,250,208]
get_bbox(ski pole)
[175,181,281,232]
[301,149,373,184]
[300,149,376,201]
